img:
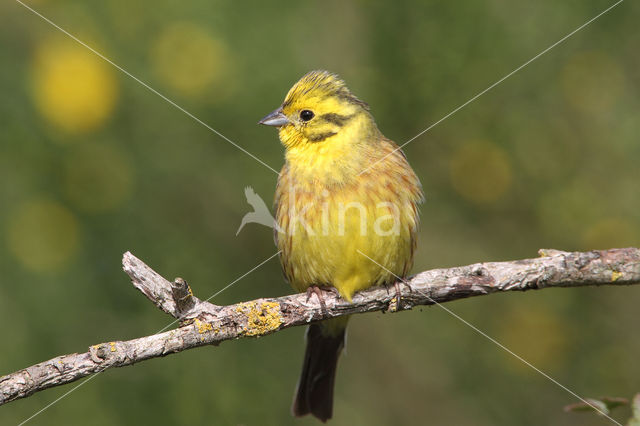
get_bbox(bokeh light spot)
[64,142,134,212]
[449,141,512,204]
[7,199,80,273]
[151,22,231,99]
[31,37,119,135]
[562,50,625,116]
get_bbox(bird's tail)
[292,318,348,422]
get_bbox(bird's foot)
[305,285,340,314]
[385,280,412,311]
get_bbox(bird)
[236,186,279,235]
[259,70,423,422]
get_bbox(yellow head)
[259,71,377,150]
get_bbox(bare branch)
[1,248,639,406]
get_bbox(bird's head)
[259,70,375,150]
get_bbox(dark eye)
[300,110,315,122]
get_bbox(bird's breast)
[275,167,419,300]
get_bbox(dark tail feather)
[292,323,346,422]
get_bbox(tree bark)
[1,247,639,406]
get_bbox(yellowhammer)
[260,70,423,422]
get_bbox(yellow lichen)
[388,296,398,312]
[194,318,213,334]
[237,301,283,337]
[109,342,116,352]
[611,271,623,282]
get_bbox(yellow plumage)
[260,70,422,422]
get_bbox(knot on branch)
[171,277,196,318]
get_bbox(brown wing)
[380,138,424,279]
[274,163,298,285]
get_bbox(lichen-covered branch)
[1,248,639,406]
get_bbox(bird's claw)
[305,285,339,314]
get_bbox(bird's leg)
[386,279,412,311]
[305,285,340,314]
[394,282,403,311]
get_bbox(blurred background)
[1,0,639,425]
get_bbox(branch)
[2,248,639,406]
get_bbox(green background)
[1,0,639,425]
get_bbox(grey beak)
[258,108,290,127]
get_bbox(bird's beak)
[258,107,290,127]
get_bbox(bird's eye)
[300,110,315,122]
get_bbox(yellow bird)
[260,70,423,422]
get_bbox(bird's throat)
[281,118,378,187]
